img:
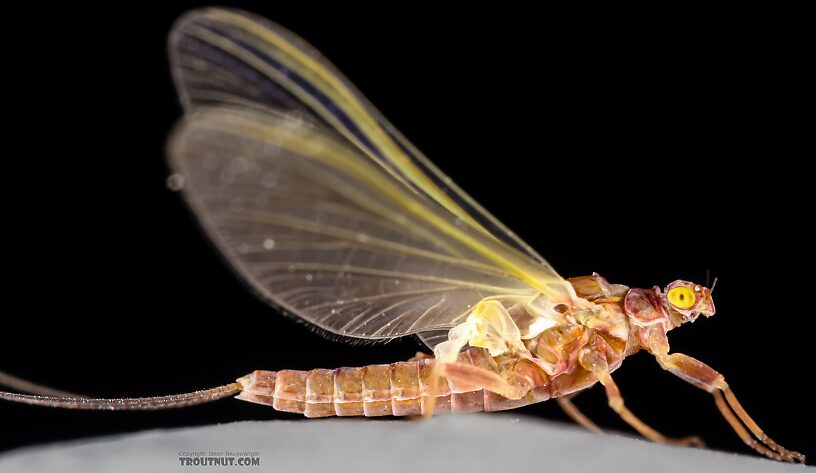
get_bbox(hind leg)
[557,392,603,433]
[578,349,704,447]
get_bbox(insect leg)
[556,392,602,434]
[438,358,528,400]
[578,348,704,447]
[422,355,525,417]
[424,299,533,416]
[654,350,805,463]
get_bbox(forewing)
[169,7,552,266]
[168,107,547,340]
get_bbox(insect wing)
[167,9,572,342]
[168,107,542,339]
[169,8,553,266]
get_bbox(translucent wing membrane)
[169,7,551,265]
[169,108,549,339]
[168,8,570,343]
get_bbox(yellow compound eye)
[667,286,696,309]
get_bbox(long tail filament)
[0,383,242,410]
[0,370,85,398]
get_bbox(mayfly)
[0,8,804,463]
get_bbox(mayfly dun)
[0,8,804,463]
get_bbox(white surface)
[0,415,810,473]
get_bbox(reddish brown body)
[0,7,802,461]
[0,273,804,462]
[237,347,604,418]
[237,274,632,417]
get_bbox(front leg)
[647,330,805,463]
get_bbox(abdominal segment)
[235,348,559,417]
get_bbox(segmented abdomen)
[235,348,552,417]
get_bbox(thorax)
[521,274,634,377]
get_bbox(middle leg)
[578,348,704,447]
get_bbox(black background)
[1,1,812,464]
